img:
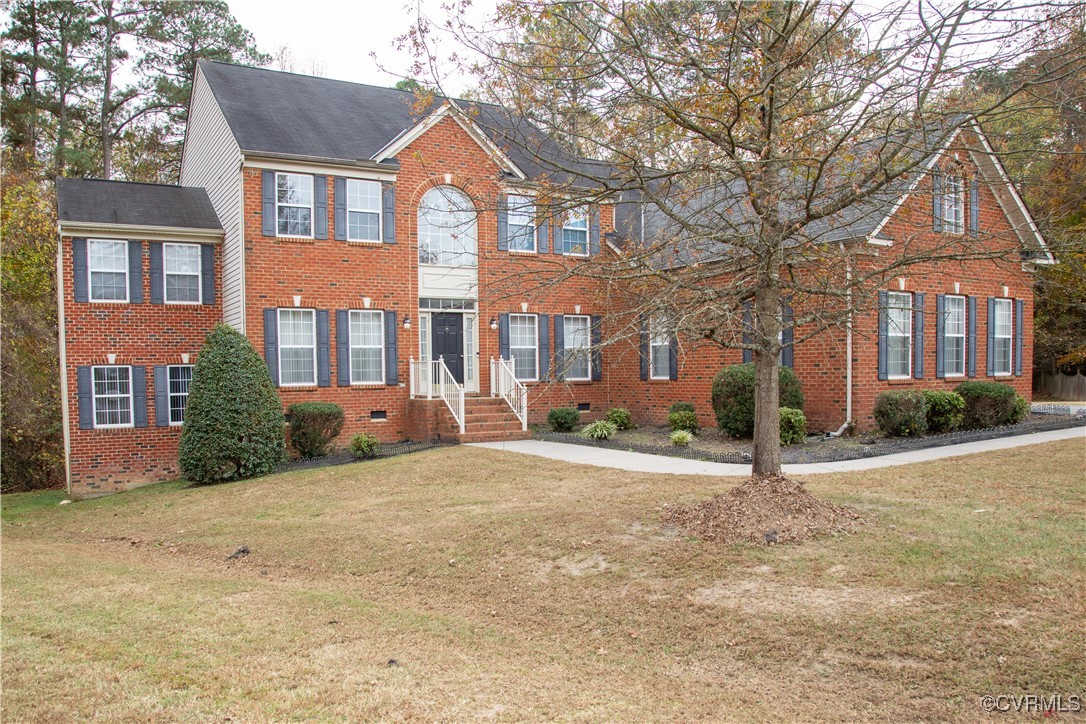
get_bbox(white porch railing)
[490,357,528,431]
[409,357,465,434]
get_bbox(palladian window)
[418,186,477,266]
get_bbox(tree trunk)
[751,285,782,476]
[101,6,114,180]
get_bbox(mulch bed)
[663,474,865,545]
[276,440,444,474]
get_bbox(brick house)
[56,61,1054,498]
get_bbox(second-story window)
[164,243,201,303]
[508,194,536,252]
[88,239,129,302]
[944,175,964,234]
[277,173,313,237]
[347,179,381,241]
[562,209,589,256]
[418,186,477,267]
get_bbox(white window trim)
[944,174,965,235]
[163,242,202,305]
[91,365,134,429]
[88,238,129,304]
[649,316,670,380]
[167,364,193,426]
[564,314,592,381]
[509,313,539,382]
[993,298,1013,377]
[276,172,315,239]
[277,308,317,387]
[346,179,382,243]
[561,209,589,257]
[944,295,966,378]
[507,193,537,254]
[349,309,386,385]
[887,291,913,380]
[417,185,478,268]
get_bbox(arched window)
[418,186,477,266]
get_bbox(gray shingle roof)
[56,177,222,230]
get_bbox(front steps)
[408,395,530,444]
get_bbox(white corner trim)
[56,233,72,496]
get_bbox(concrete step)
[457,429,532,443]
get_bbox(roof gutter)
[242,149,400,172]
[57,221,225,242]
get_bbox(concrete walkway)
[470,426,1085,477]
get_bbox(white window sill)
[89,299,129,304]
[507,249,537,255]
[93,424,134,430]
[275,235,314,241]
[165,300,202,306]
[347,239,383,246]
[351,381,385,387]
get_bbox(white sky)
[229,0,497,94]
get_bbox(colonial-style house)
[56,61,1053,498]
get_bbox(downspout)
[829,251,853,437]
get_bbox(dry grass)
[2,440,1084,721]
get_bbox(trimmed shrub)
[668,410,699,433]
[605,407,634,430]
[669,401,695,414]
[288,402,344,458]
[1011,394,1031,424]
[779,407,807,445]
[581,419,617,440]
[548,407,580,432]
[873,390,928,437]
[923,390,965,433]
[349,432,379,460]
[711,363,804,438]
[179,325,286,484]
[956,381,1018,429]
[670,429,693,447]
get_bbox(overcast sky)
[229,0,497,94]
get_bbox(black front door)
[431,313,465,384]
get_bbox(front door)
[431,312,465,384]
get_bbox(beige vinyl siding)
[179,66,245,331]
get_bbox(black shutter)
[382,182,396,243]
[932,170,943,232]
[986,297,996,376]
[591,315,602,381]
[553,315,565,380]
[537,218,550,254]
[262,170,277,236]
[936,294,946,378]
[201,244,215,304]
[313,175,328,239]
[877,290,888,381]
[384,310,398,385]
[498,313,510,360]
[967,296,977,377]
[497,195,508,251]
[149,242,164,304]
[132,366,147,428]
[913,292,925,379]
[77,366,94,429]
[128,241,143,303]
[969,179,979,237]
[589,207,600,256]
[334,177,347,241]
[539,314,550,380]
[1014,299,1024,376]
[154,366,169,426]
[781,298,794,369]
[742,301,753,364]
[639,315,649,380]
[316,309,331,387]
[73,238,89,302]
[336,310,350,386]
[668,334,679,381]
[264,308,279,386]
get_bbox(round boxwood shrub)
[581,419,617,440]
[955,381,1018,429]
[349,433,379,460]
[668,410,699,433]
[779,407,807,445]
[179,324,286,484]
[669,401,695,414]
[711,363,804,438]
[548,407,580,432]
[605,407,634,430]
[288,402,344,458]
[923,390,965,433]
[873,390,928,437]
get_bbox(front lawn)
[2,441,1084,720]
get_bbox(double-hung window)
[562,209,588,256]
[167,365,193,424]
[163,243,201,303]
[944,175,964,234]
[349,310,385,384]
[92,365,133,427]
[992,298,1012,375]
[650,316,670,379]
[509,314,538,381]
[347,179,381,241]
[886,292,912,379]
[507,195,536,252]
[563,315,591,380]
[88,239,128,302]
[944,295,966,376]
[278,308,316,385]
[276,173,314,237]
